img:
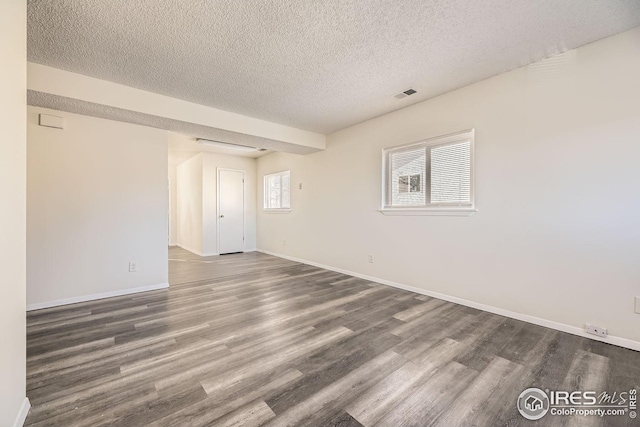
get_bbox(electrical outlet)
[368,254,374,263]
[585,324,607,338]
[282,240,286,246]
[635,297,640,314]
[299,183,303,190]
[129,262,137,273]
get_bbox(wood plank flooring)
[25,247,640,426]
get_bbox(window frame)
[263,170,291,213]
[380,129,477,216]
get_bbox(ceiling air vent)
[394,88,417,100]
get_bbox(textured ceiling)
[28,0,640,134]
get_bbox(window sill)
[379,208,477,217]
[263,209,291,214]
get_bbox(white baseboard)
[26,283,170,311]
[176,244,218,257]
[258,249,640,352]
[12,398,30,427]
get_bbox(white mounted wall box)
[39,113,65,129]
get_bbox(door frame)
[216,167,246,255]
[167,176,172,246]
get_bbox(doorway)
[217,168,245,254]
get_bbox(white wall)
[168,163,178,246]
[168,165,177,246]
[176,153,204,254]
[27,107,169,309]
[203,152,257,254]
[0,0,28,425]
[257,28,640,346]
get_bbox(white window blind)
[382,129,474,211]
[264,170,291,210]
[431,141,471,204]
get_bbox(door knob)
[220,214,224,218]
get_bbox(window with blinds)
[382,130,474,212]
[263,170,291,210]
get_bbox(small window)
[382,129,475,215]
[264,170,291,211]
[398,174,421,193]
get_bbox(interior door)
[218,169,244,254]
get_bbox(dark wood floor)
[25,248,639,426]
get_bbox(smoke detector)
[394,88,417,100]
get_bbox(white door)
[218,169,245,254]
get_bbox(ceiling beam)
[27,62,326,153]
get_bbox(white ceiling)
[27,0,640,134]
